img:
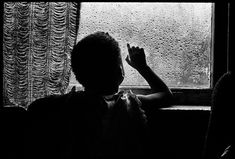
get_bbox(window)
[68,2,230,106]
[69,3,212,91]
[2,2,229,107]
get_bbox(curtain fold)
[3,2,79,108]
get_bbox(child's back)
[26,89,148,158]
[26,31,173,158]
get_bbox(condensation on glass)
[69,3,212,89]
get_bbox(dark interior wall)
[1,107,27,159]
[148,110,210,159]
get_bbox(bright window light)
[70,2,213,89]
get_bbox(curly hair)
[71,32,124,91]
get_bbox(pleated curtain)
[3,2,79,108]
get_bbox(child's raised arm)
[126,43,173,111]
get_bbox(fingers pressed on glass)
[125,55,129,62]
[127,43,130,49]
[127,43,134,56]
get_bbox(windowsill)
[160,105,211,111]
[3,104,211,112]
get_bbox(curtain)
[3,2,80,109]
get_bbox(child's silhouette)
[26,31,173,158]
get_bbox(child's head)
[71,31,124,94]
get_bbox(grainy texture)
[3,2,79,108]
[74,3,212,89]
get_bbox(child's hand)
[126,43,148,71]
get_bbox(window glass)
[70,2,212,89]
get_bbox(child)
[71,31,173,111]
[26,31,173,158]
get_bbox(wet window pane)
[70,2,212,89]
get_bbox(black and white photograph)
[1,2,233,159]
